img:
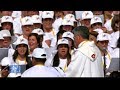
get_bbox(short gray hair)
[72,26,89,40]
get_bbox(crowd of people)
[0,11,119,78]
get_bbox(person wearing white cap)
[81,11,93,29]
[108,15,120,52]
[89,31,99,46]
[42,11,57,48]
[20,16,33,40]
[64,14,78,28]
[50,38,71,72]
[21,48,64,77]
[96,33,112,76]
[60,18,74,32]
[104,11,113,34]
[1,30,15,57]
[13,11,31,38]
[62,31,75,55]
[52,11,64,35]
[92,11,104,26]
[90,16,103,30]
[32,28,44,48]
[65,26,104,77]
[31,15,42,29]
[0,37,32,77]
[1,16,14,36]
[28,33,41,54]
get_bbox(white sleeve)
[65,51,87,77]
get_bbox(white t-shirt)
[21,65,63,77]
[59,58,67,71]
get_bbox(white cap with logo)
[42,11,54,19]
[31,15,42,24]
[97,33,109,41]
[93,28,103,34]
[21,16,33,26]
[82,11,93,20]
[61,18,74,26]
[64,14,77,22]
[57,38,69,46]
[1,30,11,37]
[32,28,44,35]
[31,48,46,59]
[1,16,13,24]
[15,37,28,46]
[62,31,74,40]
[90,16,102,25]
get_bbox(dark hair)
[57,29,66,41]
[13,44,32,69]
[28,33,40,47]
[34,58,46,63]
[89,31,98,38]
[59,25,74,32]
[72,26,90,40]
[1,22,14,36]
[38,35,44,48]
[111,14,120,32]
[52,44,71,67]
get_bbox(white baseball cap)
[64,14,77,22]
[42,11,54,19]
[0,31,4,40]
[93,28,103,34]
[21,16,33,26]
[1,30,11,37]
[82,11,93,20]
[31,48,46,59]
[57,38,69,46]
[61,18,74,26]
[90,16,102,25]
[32,28,44,35]
[62,31,74,40]
[31,15,42,24]
[15,37,28,46]
[1,16,13,24]
[97,33,109,41]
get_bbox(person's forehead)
[43,18,53,21]
[22,25,33,27]
[99,40,109,43]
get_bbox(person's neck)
[17,55,26,61]
[43,27,52,32]
[30,49,34,54]
[80,39,88,43]
[35,62,44,66]
[23,34,28,40]
[101,49,108,56]
[59,54,67,59]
